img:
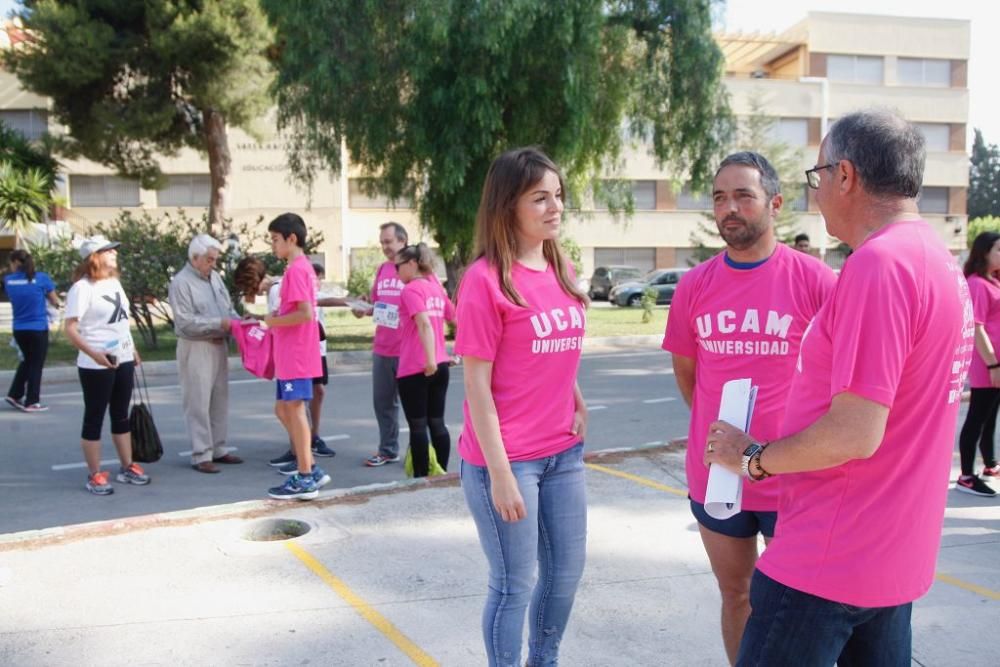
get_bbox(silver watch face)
[742,443,761,458]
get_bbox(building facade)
[1,11,970,281]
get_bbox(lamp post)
[800,76,830,264]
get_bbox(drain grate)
[244,518,312,542]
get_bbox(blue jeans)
[461,442,587,667]
[737,570,912,666]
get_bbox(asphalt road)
[0,348,691,534]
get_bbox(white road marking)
[587,405,608,411]
[52,458,120,472]
[642,397,677,404]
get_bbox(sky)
[2,0,994,149]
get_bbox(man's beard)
[717,214,769,251]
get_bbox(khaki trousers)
[177,338,229,464]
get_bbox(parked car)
[588,265,644,300]
[609,268,689,307]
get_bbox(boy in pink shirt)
[262,213,327,500]
[663,151,835,665]
[705,110,973,665]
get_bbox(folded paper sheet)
[704,378,758,520]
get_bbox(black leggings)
[397,363,451,478]
[957,387,1000,476]
[8,329,49,405]
[78,362,135,441]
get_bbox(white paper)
[704,378,757,520]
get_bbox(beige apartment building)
[1,11,970,281]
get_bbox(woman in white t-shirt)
[64,236,150,496]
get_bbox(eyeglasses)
[805,164,836,190]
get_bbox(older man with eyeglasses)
[168,234,243,473]
[706,109,974,666]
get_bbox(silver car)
[609,268,689,307]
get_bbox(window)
[593,247,656,273]
[0,110,48,141]
[919,187,948,214]
[915,123,951,152]
[70,175,141,207]
[594,180,657,210]
[768,118,809,147]
[677,185,711,210]
[897,58,950,87]
[348,178,413,209]
[827,55,883,85]
[157,174,211,207]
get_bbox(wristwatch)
[741,442,770,482]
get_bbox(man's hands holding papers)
[704,420,753,475]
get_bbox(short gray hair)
[824,109,925,198]
[715,151,781,200]
[379,221,408,243]
[188,234,223,261]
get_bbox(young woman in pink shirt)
[957,231,1000,497]
[394,242,455,477]
[455,147,589,666]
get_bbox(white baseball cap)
[77,235,121,260]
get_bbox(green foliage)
[640,286,658,323]
[346,246,384,298]
[689,95,805,261]
[969,129,1000,220]
[559,235,584,276]
[967,216,1000,248]
[0,122,60,184]
[5,0,275,229]
[24,234,79,292]
[0,161,50,236]
[263,0,732,272]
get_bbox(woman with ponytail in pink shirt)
[455,147,589,666]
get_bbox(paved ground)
[0,345,690,534]
[0,445,996,667]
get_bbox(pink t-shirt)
[966,274,1000,388]
[758,220,974,607]
[371,261,405,357]
[455,258,585,465]
[663,243,836,510]
[397,277,455,378]
[272,254,322,380]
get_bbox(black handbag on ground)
[130,364,163,463]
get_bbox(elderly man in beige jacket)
[168,234,243,473]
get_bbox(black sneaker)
[956,475,997,497]
[312,436,336,458]
[268,450,296,467]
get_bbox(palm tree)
[0,161,50,243]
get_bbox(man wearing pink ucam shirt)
[663,151,836,665]
[706,109,974,666]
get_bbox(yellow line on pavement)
[935,572,1000,601]
[285,541,439,666]
[586,463,687,497]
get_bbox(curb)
[0,335,664,385]
[0,440,686,552]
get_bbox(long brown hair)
[72,251,117,282]
[473,147,586,307]
[233,256,268,299]
[964,231,1000,278]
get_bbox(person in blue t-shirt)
[3,249,59,412]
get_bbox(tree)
[688,95,805,264]
[969,129,1000,220]
[4,0,274,233]
[0,121,60,243]
[967,215,1000,248]
[262,0,732,287]
[0,161,50,239]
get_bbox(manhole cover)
[244,518,312,542]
